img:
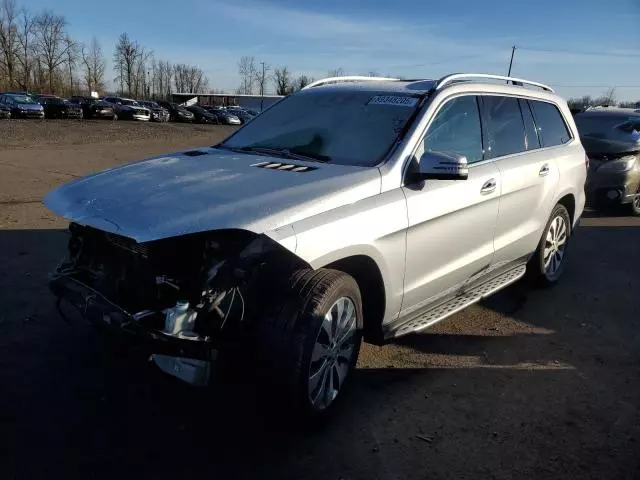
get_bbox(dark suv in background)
[574,107,640,215]
[156,101,194,122]
[68,97,116,119]
[138,101,170,122]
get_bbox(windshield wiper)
[215,144,330,163]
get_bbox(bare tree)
[237,55,256,94]
[63,35,78,95]
[273,65,292,95]
[81,37,105,93]
[15,7,34,91]
[255,61,270,97]
[327,67,344,77]
[113,32,143,96]
[0,0,19,89]
[34,11,70,93]
[292,74,312,91]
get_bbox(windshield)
[10,95,35,104]
[575,114,640,143]
[120,99,140,107]
[221,90,420,166]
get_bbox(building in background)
[171,93,283,111]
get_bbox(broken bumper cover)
[49,275,212,362]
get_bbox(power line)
[518,46,640,58]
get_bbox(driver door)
[400,94,500,318]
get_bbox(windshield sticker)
[367,95,418,107]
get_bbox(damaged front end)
[50,223,306,386]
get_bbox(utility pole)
[507,45,516,77]
[260,61,266,112]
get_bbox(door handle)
[539,164,550,176]
[480,178,497,194]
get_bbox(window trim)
[528,98,574,148]
[520,99,542,150]
[479,95,529,160]
[408,93,486,168]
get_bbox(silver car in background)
[44,73,586,420]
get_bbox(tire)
[253,269,363,418]
[527,204,571,286]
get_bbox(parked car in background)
[0,93,44,118]
[68,97,117,119]
[102,97,150,121]
[185,105,219,124]
[156,101,194,122]
[43,73,587,419]
[574,108,640,215]
[224,106,254,124]
[203,106,241,125]
[138,100,170,122]
[39,96,83,119]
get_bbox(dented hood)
[44,148,381,243]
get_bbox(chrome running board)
[387,264,527,339]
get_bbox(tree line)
[567,88,639,110]
[0,0,208,99]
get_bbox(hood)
[581,135,640,156]
[44,148,381,243]
[18,103,43,110]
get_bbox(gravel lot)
[1,120,639,479]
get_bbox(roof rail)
[302,76,400,90]
[435,73,554,93]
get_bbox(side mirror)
[415,151,469,181]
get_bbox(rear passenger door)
[482,96,563,267]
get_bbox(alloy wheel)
[544,215,568,277]
[308,296,358,411]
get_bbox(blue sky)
[24,0,640,100]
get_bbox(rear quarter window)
[530,100,572,147]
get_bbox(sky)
[23,0,640,100]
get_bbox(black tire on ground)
[526,203,572,286]
[253,268,363,418]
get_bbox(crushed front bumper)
[50,275,212,362]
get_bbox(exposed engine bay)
[50,223,306,385]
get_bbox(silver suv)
[45,73,587,417]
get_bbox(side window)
[423,95,484,163]
[520,99,541,150]
[530,100,571,147]
[482,96,526,158]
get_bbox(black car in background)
[138,100,170,122]
[0,93,44,118]
[39,96,83,119]
[102,97,150,121]
[68,97,116,119]
[202,105,241,125]
[156,101,194,122]
[185,105,219,124]
[225,106,254,124]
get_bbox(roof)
[297,73,562,102]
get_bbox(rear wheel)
[527,204,571,286]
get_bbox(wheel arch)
[556,192,576,228]
[322,254,387,343]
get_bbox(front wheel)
[258,269,363,418]
[527,204,571,286]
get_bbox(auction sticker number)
[368,95,418,107]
